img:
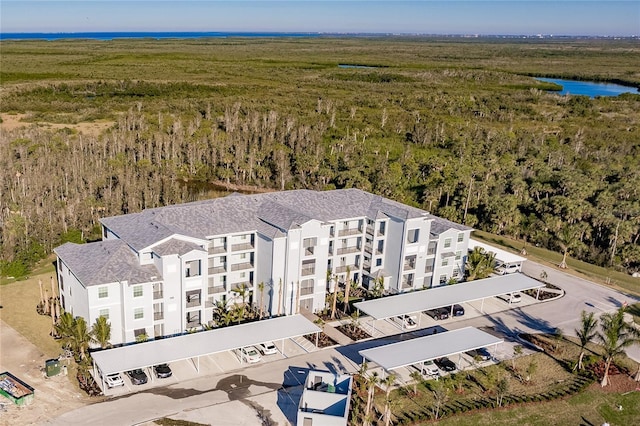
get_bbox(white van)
[495,263,521,275]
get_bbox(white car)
[495,263,521,275]
[235,346,262,363]
[412,360,440,377]
[497,292,522,304]
[257,341,278,355]
[104,373,124,388]
[395,314,417,329]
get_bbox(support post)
[536,287,540,300]
[480,298,485,314]
[315,331,319,348]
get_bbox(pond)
[536,77,639,98]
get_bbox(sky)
[1,1,638,36]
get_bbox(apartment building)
[54,189,472,345]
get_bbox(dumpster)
[0,372,35,406]
[45,359,61,377]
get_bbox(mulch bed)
[335,324,371,341]
[303,332,337,348]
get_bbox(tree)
[574,310,598,371]
[430,380,449,420]
[343,266,352,314]
[257,281,265,319]
[91,316,112,349]
[364,371,379,424]
[496,376,509,407]
[597,307,640,386]
[328,271,339,320]
[381,373,397,426]
[55,311,75,343]
[231,282,251,320]
[525,359,537,383]
[277,278,283,316]
[409,370,422,395]
[465,247,496,281]
[557,225,578,269]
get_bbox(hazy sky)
[2,1,638,36]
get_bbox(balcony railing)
[427,248,437,255]
[404,262,416,271]
[301,267,316,276]
[338,227,363,237]
[209,265,226,274]
[366,225,374,235]
[153,291,163,300]
[231,242,254,252]
[208,245,227,254]
[186,320,201,329]
[230,262,254,271]
[230,281,253,292]
[154,311,164,321]
[425,265,434,273]
[186,298,201,308]
[300,286,314,296]
[401,279,414,289]
[209,285,226,294]
[336,246,361,255]
[335,264,359,274]
[364,245,373,255]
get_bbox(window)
[303,238,317,256]
[98,286,108,299]
[61,295,65,310]
[444,238,452,248]
[376,258,382,267]
[439,274,447,285]
[376,240,384,254]
[455,251,462,260]
[134,328,146,338]
[378,221,386,236]
[59,275,64,291]
[185,259,201,277]
[133,285,143,297]
[457,233,464,243]
[58,260,62,272]
[301,259,316,276]
[134,308,144,319]
[407,229,419,244]
[453,269,460,278]
[99,309,109,319]
[300,279,314,296]
[240,252,246,260]
[442,258,449,267]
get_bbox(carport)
[92,314,321,390]
[358,327,503,376]
[353,273,545,335]
[470,238,526,273]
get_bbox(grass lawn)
[0,259,63,359]
[434,386,640,426]
[472,230,640,297]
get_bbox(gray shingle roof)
[429,215,473,235]
[152,239,206,256]
[54,240,161,287]
[99,189,460,251]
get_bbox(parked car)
[257,341,278,355]
[465,347,491,361]
[104,373,124,388]
[126,369,148,385]
[395,314,417,329]
[497,292,522,304]
[411,360,440,377]
[425,308,449,320]
[451,304,465,316]
[154,364,172,378]
[434,357,457,372]
[495,263,521,275]
[235,346,262,363]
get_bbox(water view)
[536,77,639,98]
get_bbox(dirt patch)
[0,321,94,425]
[0,113,114,138]
[588,373,640,394]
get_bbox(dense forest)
[1,37,639,278]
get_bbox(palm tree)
[465,247,496,281]
[70,317,91,360]
[430,380,449,420]
[257,281,265,319]
[409,370,422,395]
[231,282,251,320]
[381,373,397,426]
[328,271,339,320]
[343,266,352,314]
[597,307,640,386]
[557,225,578,269]
[91,316,112,349]
[364,371,379,425]
[574,310,597,371]
[55,311,75,343]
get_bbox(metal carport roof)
[470,238,527,265]
[92,314,321,375]
[353,273,544,320]
[359,327,503,371]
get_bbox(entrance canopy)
[359,327,503,371]
[470,238,526,265]
[353,273,543,320]
[92,314,320,375]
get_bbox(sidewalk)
[301,312,353,346]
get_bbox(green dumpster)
[45,359,61,377]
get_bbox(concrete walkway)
[301,312,353,346]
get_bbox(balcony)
[336,246,361,255]
[230,262,254,272]
[427,248,437,256]
[338,227,363,237]
[425,265,434,274]
[401,279,414,289]
[366,225,374,235]
[154,311,164,321]
[301,267,316,277]
[153,290,163,300]
[335,264,359,274]
[300,286,314,296]
[208,285,226,294]
[231,242,254,252]
[208,245,227,254]
[230,281,253,292]
[364,245,373,255]
[186,319,201,329]
[404,261,416,271]
[208,265,227,275]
